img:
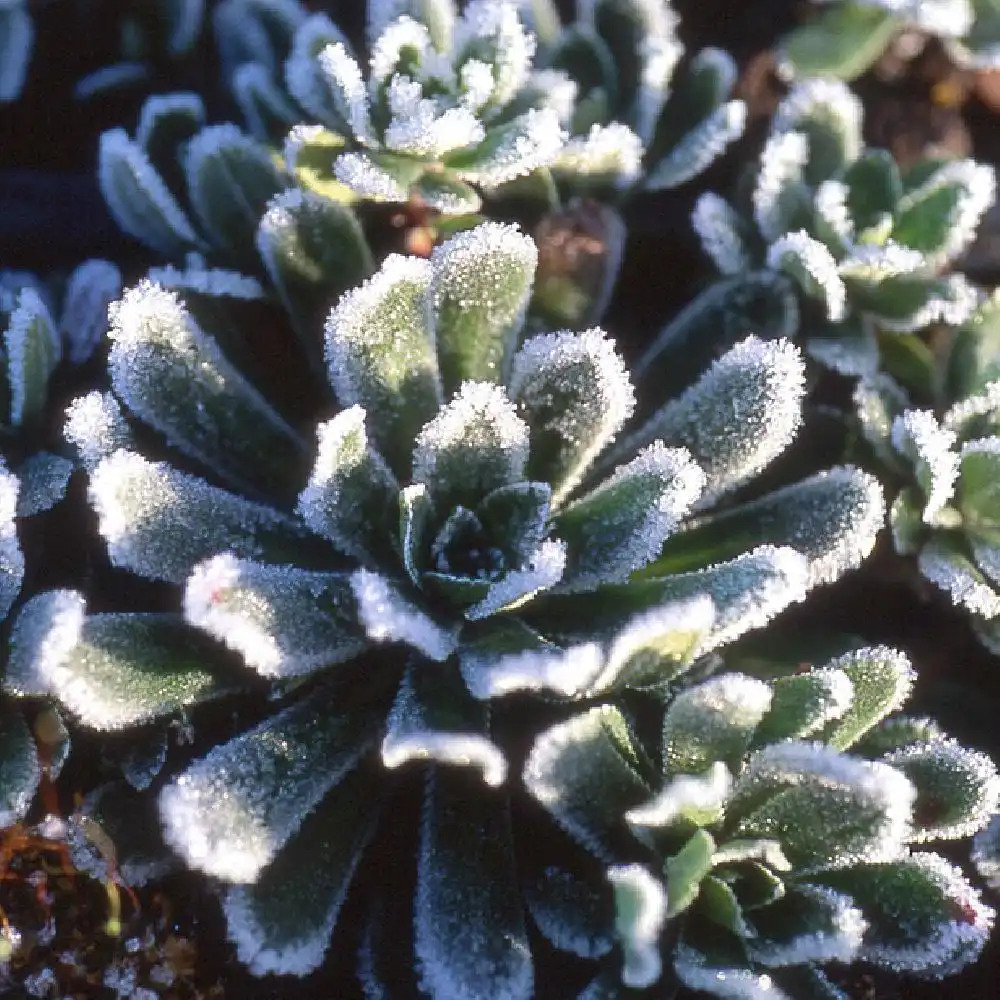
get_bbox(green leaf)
[5,287,60,428]
[477,481,551,567]
[184,554,367,678]
[662,674,772,777]
[88,451,306,584]
[222,763,383,976]
[666,828,716,917]
[416,768,533,1000]
[414,170,482,215]
[257,188,373,368]
[284,14,352,129]
[607,864,668,989]
[853,274,977,334]
[412,381,529,511]
[232,62,301,142]
[948,290,1000,398]
[135,92,205,179]
[324,254,441,478]
[0,704,39,826]
[622,336,805,502]
[732,742,915,869]
[818,647,915,751]
[884,739,1000,842]
[38,610,236,730]
[159,684,381,882]
[626,760,731,835]
[509,328,635,507]
[297,407,399,566]
[767,231,846,322]
[381,662,506,786]
[918,534,1000,618]
[854,715,944,756]
[815,853,993,976]
[430,222,536,391]
[554,443,704,593]
[108,281,306,499]
[184,124,287,266]
[777,3,900,82]
[958,439,1000,544]
[524,705,653,861]
[754,667,854,744]
[843,149,903,234]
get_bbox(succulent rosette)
[688,77,994,385]
[6,221,887,990]
[526,645,999,997]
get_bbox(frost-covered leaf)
[5,287,60,427]
[662,674,772,777]
[297,408,398,565]
[891,159,996,268]
[257,188,372,364]
[185,554,366,678]
[15,452,73,517]
[465,537,567,619]
[381,662,506,786]
[607,865,667,988]
[64,392,132,472]
[972,811,1000,891]
[620,337,805,503]
[752,131,811,243]
[691,193,749,276]
[283,14,352,127]
[851,273,978,333]
[883,739,1000,843]
[416,768,533,1000]
[89,451,303,584]
[324,255,440,476]
[351,569,458,661]
[413,171,483,214]
[892,410,959,523]
[674,943,795,1000]
[232,61,301,140]
[159,685,381,882]
[108,281,305,498]
[509,328,635,506]
[957,438,1000,545]
[745,884,867,967]
[183,124,287,265]
[98,129,201,256]
[430,222,535,391]
[554,443,704,593]
[59,259,122,365]
[731,742,915,869]
[222,763,383,976]
[32,610,233,730]
[0,703,40,826]
[626,759,731,833]
[3,590,83,698]
[554,122,643,190]
[0,468,21,622]
[654,466,886,589]
[918,535,1000,618]
[524,705,652,861]
[413,381,528,511]
[754,667,854,745]
[767,231,847,323]
[816,853,994,977]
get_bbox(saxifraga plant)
[681,76,994,391]
[2,221,888,992]
[525,645,999,997]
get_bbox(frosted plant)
[17,222,888,989]
[0,0,31,103]
[854,291,1000,652]
[778,0,1000,81]
[688,77,994,386]
[519,0,746,192]
[525,645,999,996]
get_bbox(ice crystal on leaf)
[41,222,890,990]
[526,644,998,996]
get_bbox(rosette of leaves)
[267,0,573,217]
[520,0,747,193]
[524,645,1000,997]
[778,0,1000,81]
[22,221,887,989]
[853,291,1000,652]
[689,77,994,384]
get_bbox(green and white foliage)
[525,0,747,191]
[272,0,569,214]
[778,0,1000,81]
[38,222,886,988]
[855,293,1000,649]
[98,92,291,268]
[525,646,1000,995]
[691,78,994,382]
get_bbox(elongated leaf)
[108,281,305,498]
[508,328,635,507]
[159,685,381,882]
[59,259,122,365]
[0,703,39,825]
[5,287,60,427]
[223,763,383,976]
[0,465,22,620]
[15,452,72,517]
[754,667,854,745]
[63,392,133,472]
[416,768,533,1000]
[607,865,667,988]
[0,4,33,102]
[324,254,440,477]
